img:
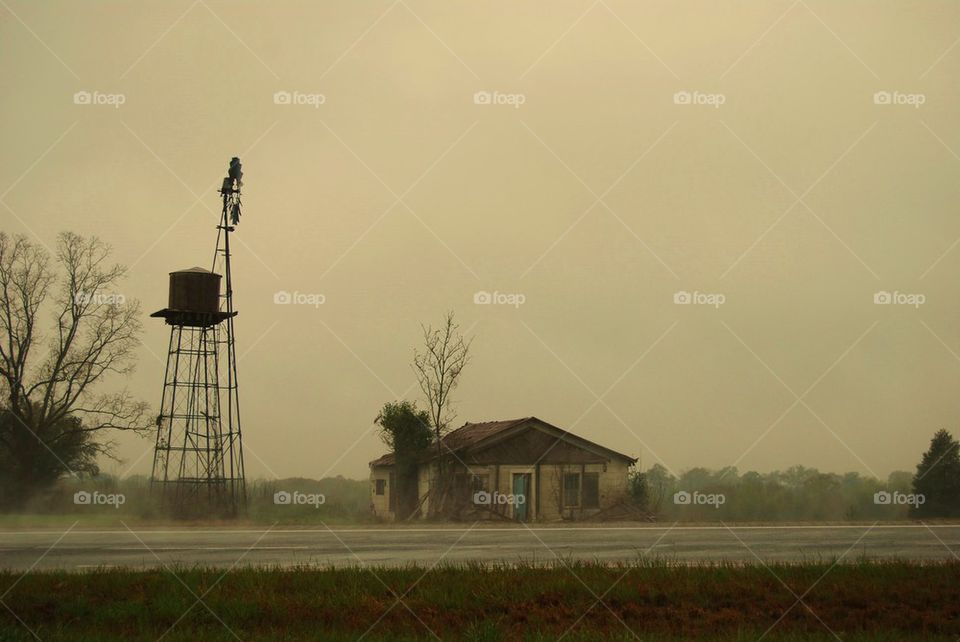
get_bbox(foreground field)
[0,560,957,641]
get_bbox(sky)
[2,0,959,482]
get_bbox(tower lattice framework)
[151,159,246,516]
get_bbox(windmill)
[150,158,247,516]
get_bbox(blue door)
[512,473,531,521]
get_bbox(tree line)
[629,429,960,520]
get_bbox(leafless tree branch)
[0,232,149,495]
[412,311,472,481]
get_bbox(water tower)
[150,158,247,516]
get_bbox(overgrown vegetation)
[374,401,432,519]
[0,560,956,640]
[627,469,649,510]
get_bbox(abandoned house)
[368,416,637,521]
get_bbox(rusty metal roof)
[439,417,533,451]
[368,416,636,467]
[368,418,529,468]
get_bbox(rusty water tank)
[167,267,221,314]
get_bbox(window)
[582,473,600,509]
[375,479,386,496]
[563,473,580,507]
[471,474,489,492]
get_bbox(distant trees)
[637,464,917,522]
[361,424,960,522]
[0,233,149,507]
[375,401,432,519]
[644,463,673,513]
[912,429,960,518]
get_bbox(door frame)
[511,472,533,521]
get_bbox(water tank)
[168,267,221,314]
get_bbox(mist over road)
[0,524,957,571]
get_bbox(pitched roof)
[437,417,532,451]
[368,416,636,467]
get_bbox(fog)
[2,0,959,482]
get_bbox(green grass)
[0,559,957,640]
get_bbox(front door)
[512,473,531,521]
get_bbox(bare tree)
[412,311,472,474]
[0,232,149,503]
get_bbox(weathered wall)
[370,465,394,520]
[537,461,630,521]
[467,460,631,521]
[416,463,433,516]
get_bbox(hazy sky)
[2,1,960,481]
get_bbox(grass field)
[0,560,957,641]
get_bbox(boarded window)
[563,473,580,507]
[582,472,600,509]
[375,479,386,495]
[471,474,489,492]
